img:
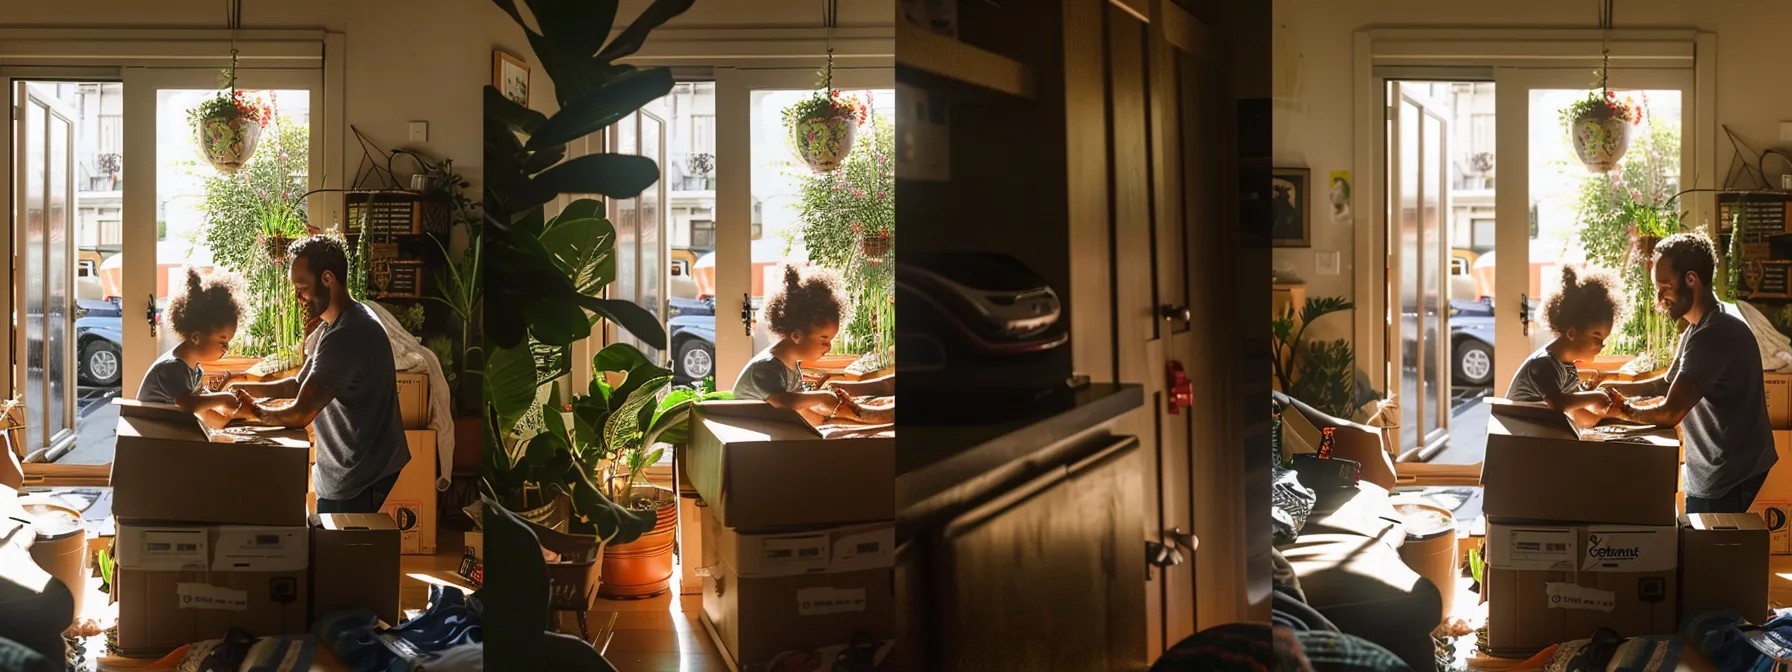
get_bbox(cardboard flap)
[313,513,397,532]
[696,401,824,439]
[1686,512,1767,532]
[1486,399,1581,440]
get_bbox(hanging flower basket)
[260,235,293,262]
[858,232,891,261]
[1561,90,1642,173]
[785,92,868,173]
[189,90,274,174]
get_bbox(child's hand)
[232,389,259,418]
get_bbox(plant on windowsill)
[796,106,895,367]
[1271,296,1356,419]
[480,0,691,663]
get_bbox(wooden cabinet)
[900,435,1147,672]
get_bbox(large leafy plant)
[1271,296,1356,418]
[796,108,894,362]
[195,114,309,360]
[1572,105,1682,366]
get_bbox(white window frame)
[1350,28,1716,393]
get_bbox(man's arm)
[228,377,300,399]
[1601,374,1669,399]
[242,379,339,429]
[829,375,893,398]
[1613,379,1704,427]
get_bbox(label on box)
[1753,503,1792,555]
[118,526,208,572]
[796,587,867,616]
[383,500,423,554]
[1580,526,1677,572]
[176,583,249,611]
[832,527,897,572]
[1544,582,1616,612]
[1487,526,1575,570]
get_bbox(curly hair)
[762,265,845,338]
[1654,231,1718,287]
[167,268,246,340]
[1544,265,1623,335]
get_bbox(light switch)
[409,121,428,142]
[1315,250,1341,275]
[1782,122,1792,142]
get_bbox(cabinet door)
[931,437,1146,672]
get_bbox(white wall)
[1272,0,1792,346]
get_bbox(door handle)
[1519,292,1530,337]
[1166,361,1193,414]
[1159,304,1191,323]
[1166,527,1199,553]
[145,293,158,338]
[1145,540,1184,580]
[740,292,753,337]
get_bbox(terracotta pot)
[598,485,678,599]
[789,104,859,173]
[452,416,483,470]
[858,233,891,260]
[261,235,292,262]
[1570,107,1634,173]
[196,114,263,173]
[1631,234,1661,265]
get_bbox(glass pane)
[46,111,69,442]
[748,88,897,361]
[24,100,46,453]
[1398,99,1420,451]
[640,113,664,361]
[1420,110,1443,437]
[158,89,312,369]
[1530,88,1682,363]
[611,113,639,348]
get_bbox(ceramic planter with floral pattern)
[786,93,868,173]
[1562,90,1642,174]
[189,89,274,174]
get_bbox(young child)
[136,268,250,429]
[732,265,886,425]
[1505,265,1624,428]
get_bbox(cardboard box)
[700,511,896,667]
[111,400,310,526]
[1680,513,1770,624]
[310,514,400,625]
[1756,432,1792,502]
[396,372,429,430]
[1481,401,1680,526]
[688,402,894,530]
[1752,502,1792,555]
[1484,522,1677,654]
[382,430,438,555]
[1767,373,1791,430]
[113,523,309,656]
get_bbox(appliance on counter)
[896,252,1075,424]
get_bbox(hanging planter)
[858,232,891,261]
[189,89,273,174]
[1561,90,1642,173]
[785,91,868,173]
[260,235,293,262]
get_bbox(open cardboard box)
[685,401,894,530]
[1480,399,1679,526]
[111,399,309,527]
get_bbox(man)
[229,235,410,514]
[1601,232,1776,514]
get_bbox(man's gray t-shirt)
[1668,302,1777,498]
[1506,347,1580,403]
[136,351,202,405]
[730,349,802,401]
[299,302,410,500]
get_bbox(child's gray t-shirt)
[730,349,802,401]
[136,351,202,405]
[1505,347,1579,403]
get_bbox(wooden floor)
[582,589,729,672]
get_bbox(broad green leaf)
[484,345,539,436]
[536,215,617,294]
[575,295,668,349]
[595,0,698,63]
[525,300,590,347]
[478,497,552,656]
[530,153,660,201]
[593,342,652,376]
[521,0,618,59]
[484,86,547,135]
[524,432,562,467]
[527,68,676,150]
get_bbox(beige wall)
[1273,0,1792,346]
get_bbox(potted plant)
[796,107,895,363]
[1572,106,1682,369]
[482,0,691,642]
[189,87,273,173]
[1561,89,1642,173]
[197,115,308,365]
[687,152,715,190]
[785,90,868,173]
[1271,296,1356,418]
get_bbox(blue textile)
[1682,608,1792,672]
[317,585,483,672]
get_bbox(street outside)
[63,383,121,465]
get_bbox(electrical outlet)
[409,121,428,142]
[1781,122,1792,142]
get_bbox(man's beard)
[1662,280,1693,320]
[304,286,331,318]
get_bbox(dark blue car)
[75,297,124,387]
[669,297,717,382]
[1450,298,1495,386]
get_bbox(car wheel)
[82,340,122,387]
[676,339,715,382]
[1454,339,1494,387]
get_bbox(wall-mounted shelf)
[896,20,1036,100]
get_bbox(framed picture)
[493,51,530,106]
[1272,167,1311,247]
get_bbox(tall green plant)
[1571,107,1683,365]
[197,115,309,360]
[481,0,690,547]
[795,109,894,362]
[1271,297,1356,418]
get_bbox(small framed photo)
[1272,167,1311,248]
[493,51,530,106]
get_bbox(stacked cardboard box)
[1479,402,1682,655]
[1751,378,1792,548]
[1679,513,1770,624]
[110,399,401,656]
[686,402,896,668]
[305,429,438,556]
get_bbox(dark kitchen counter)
[896,383,1143,526]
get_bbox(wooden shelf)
[896,20,1035,100]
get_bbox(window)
[670,259,689,277]
[692,113,716,155]
[1450,257,1468,276]
[1472,218,1495,249]
[691,219,716,249]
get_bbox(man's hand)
[232,389,259,420]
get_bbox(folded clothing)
[318,585,482,672]
[1683,608,1792,672]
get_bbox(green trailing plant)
[1557,89,1642,128]
[347,214,372,303]
[1571,105,1682,366]
[795,107,894,362]
[187,88,273,128]
[1271,297,1358,417]
[480,0,689,564]
[194,114,309,361]
[430,225,484,416]
[782,90,870,131]
[1720,209,1744,302]
[426,334,457,388]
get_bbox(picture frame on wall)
[1272,167,1311,247]
[493,51,530,107]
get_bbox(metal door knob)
[1160,304,1192,322]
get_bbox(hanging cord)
[1597,0,1613,93]
[822,0,839,92]
[225,0,244,92]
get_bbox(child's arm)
[227,377,299,399]
[764,390,843,426]
[1543,389,1612,428]
[172,389,242,418]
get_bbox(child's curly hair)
[167,268,245,340]
[762,265,845,338]
[1544,265,1624,335]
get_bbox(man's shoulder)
[1699,307,1756,341]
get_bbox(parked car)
[669,314,717,382]
[1449,298,1495,387]
[76,297,124,387]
